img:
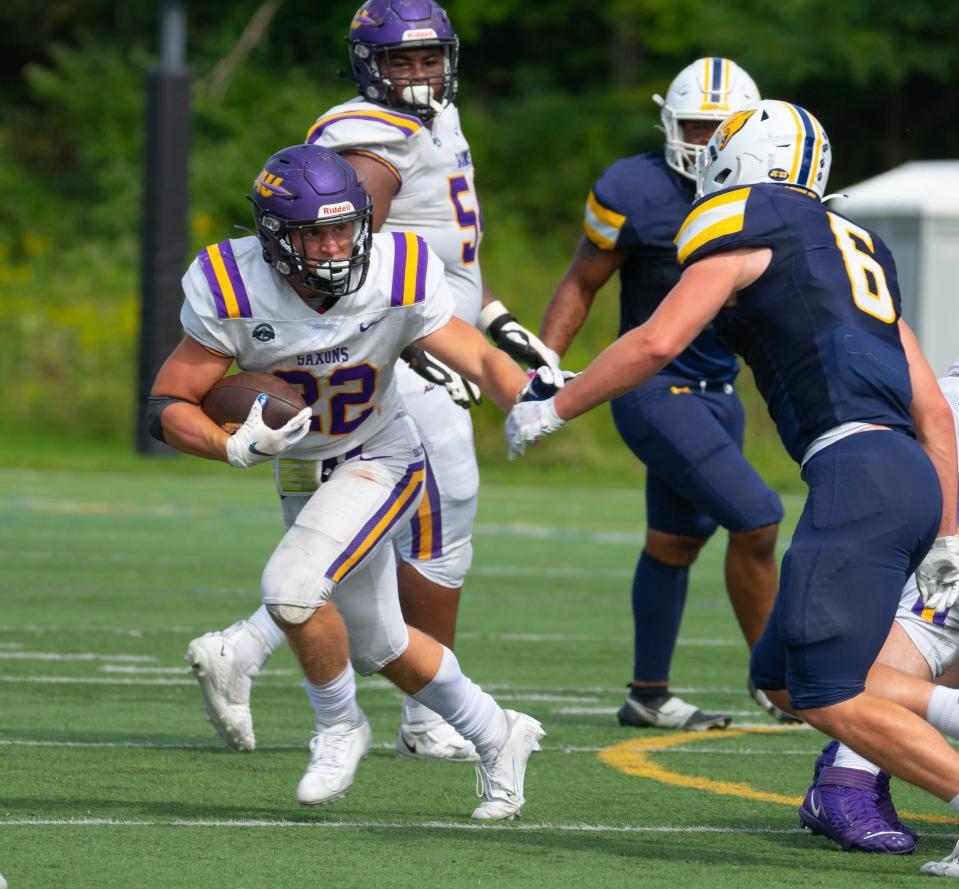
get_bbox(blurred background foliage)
[2,0,957,486]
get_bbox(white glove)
[401,345,482,409]
[517,366,577,403]
[505,396,566,460]
[479,300,561,372]
[916,535,959,612]
[225,394,313,469]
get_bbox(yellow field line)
[598,726,959,825]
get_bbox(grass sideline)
[1,454,956,887]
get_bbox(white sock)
[305,665,363,729]
[401,695,440,725]
[833,743,881,775]
[411,647,508,757]
[951,793,959,812]
[927,686,959,740]
[247,605,287,652]
[219,614,278,672]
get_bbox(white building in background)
[833,161,959,377]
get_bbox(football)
[201,371,308,433]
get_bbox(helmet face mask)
[250,145,373,300]
[348,0,459,121]
[655,57,761,180]
[695,100,832,200]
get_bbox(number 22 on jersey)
[275,364,377,435]
[827,212,896,323]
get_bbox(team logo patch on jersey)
[768,168,789,180]
[716,109,756,151]
[252,323,275,343]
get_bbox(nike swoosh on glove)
[505,397,566,460]
[225,394,313,468]
[916,535,959,612]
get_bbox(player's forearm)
[539,277,596,358]
[472,349,529,412]
[553,326,669,421]
[161,402,231,463]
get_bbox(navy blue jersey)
[585,151,739,383]
[675,183,914,463]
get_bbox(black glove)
[479,300,561,371]
[401,345,482,409]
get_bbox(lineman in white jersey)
[184,0,559,760]
[148,145,547,816]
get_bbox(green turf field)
[1,462,957,888]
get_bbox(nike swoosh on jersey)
[359,318,384,332]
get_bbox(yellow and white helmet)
[654,57,760,180]
[696,99,831,198]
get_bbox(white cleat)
[618,694,731,731]
[296,717,373,806]
[471,710,545,821]
[396,720,479,762]
[921,837,959,877]
[185,624,259,752]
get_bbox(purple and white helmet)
[347,0,459,121]
[250,145,373,298]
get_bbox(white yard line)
[98,665,302,676]
[0,652,157,662]
[0,737,817,754]
[0,672,764,697]
[556,707,783,717]
[0,625,738,647]
[1,815,952,838]
[470,565,632,579]
[473,523,643,544]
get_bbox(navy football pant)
[750,430,941,710]
[611,374,783,683]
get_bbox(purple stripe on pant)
[325,459,426,583]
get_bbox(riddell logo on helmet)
[319,202,356,217]
[402,28,438,40]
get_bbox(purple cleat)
[812,741,916,841]
[799,765,915,854]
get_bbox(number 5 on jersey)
[448,173,483,264]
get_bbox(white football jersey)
[899,372,959,630]
[180,232,454,461]
[306,98,483,326]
